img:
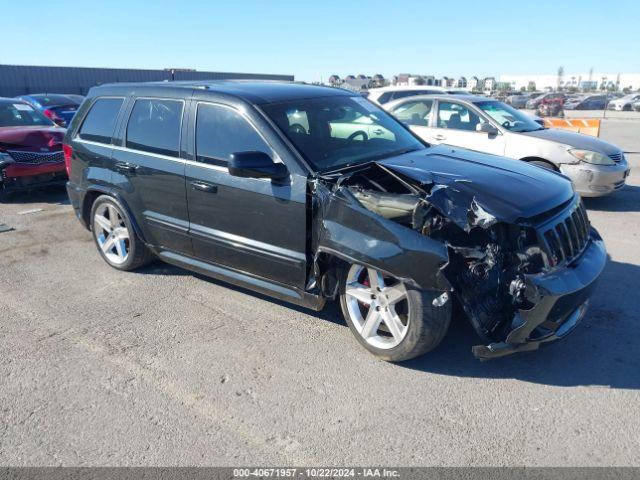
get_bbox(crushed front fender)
[314,182,451,292]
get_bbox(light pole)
[601,77,608,118]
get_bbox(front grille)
[539,200,590,268]
[7,150,63,165]
[608,152,623,163]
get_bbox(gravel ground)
[0,120,639,467]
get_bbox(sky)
[2,0,638,82]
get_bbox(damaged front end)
[314,153,606,360]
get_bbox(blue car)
[14,94,83,127]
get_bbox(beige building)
[500,73,640,91]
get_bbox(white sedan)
[383,94,630,197]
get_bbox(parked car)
[536,97,565,118]
[607,93,640,111]
[564,94,609,110]
[525,92,566,109]
[15,93,83,127]
[65,81,606,361]
[509,92,543,109]
[385,95,629,197]
[367,86,469,105]
[0,98,67,199]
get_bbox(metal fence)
[0,65,294,97]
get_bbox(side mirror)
[476,123,499,135]
[228,151,288,180]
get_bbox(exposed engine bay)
[313,156,605,359]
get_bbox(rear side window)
[78,98,124,144]
[195,103,271,167]
[126,98,183,157]
[391,100,433,126]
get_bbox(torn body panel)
[472,229,606,359]
[312,180,451,293]
[312,149,605,359]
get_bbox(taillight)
[63,144,73,175]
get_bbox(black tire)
[338,264,452,362]
[528,159,557,171]
[89,195,154,271]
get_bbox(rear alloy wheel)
[339,263,452,362]
[93,203,130,266]
[90,195,153,271]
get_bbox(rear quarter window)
[78,98,124,144]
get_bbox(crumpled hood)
[520,128,621,155]
[0,126,65,151]
[377,144,575,226]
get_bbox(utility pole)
[602,76,608,119]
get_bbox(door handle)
[115,162,139,174]
[434,135,446,141]
[372,129,384,135]
[190,181,218,193]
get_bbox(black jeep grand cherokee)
[64,81,606,361]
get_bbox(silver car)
[384,95,630,197]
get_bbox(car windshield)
[0,101,55,127]
[475,100,543,132]
[261,96,425,172]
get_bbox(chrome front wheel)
[339,263,452,361]
[344,264,410,350]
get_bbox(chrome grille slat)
[574,208,585,240]
[558,223,574,258]
[7,150,64,165]
[565,216,580,253]
[572,211,586,249]
[546,230,565,263]
[538,199,591,269]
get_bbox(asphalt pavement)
[1,120,639,466]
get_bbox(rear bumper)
[66,182,86,226]
[472,228,607,359]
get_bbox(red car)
[0,98,67,200]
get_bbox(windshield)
[475,101,543,132]
[262,96,425,172]
[0,101,55,127]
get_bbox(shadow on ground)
[584,184,640,213]
[401,256,640,390]
[138,255,640,390]
[1,186,69,205]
